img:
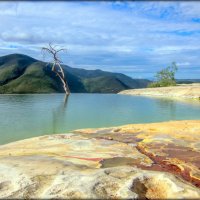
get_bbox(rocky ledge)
[0,120,200,199]
[119,83,200,99]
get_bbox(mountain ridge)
[0,53,151,94]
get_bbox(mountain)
[176,79,200,84]
[0,54,151,94]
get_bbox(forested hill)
[0,54,151,93]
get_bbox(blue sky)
[0,1,200,79]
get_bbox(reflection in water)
[64,94,69,108]
[52,95,69,134]
[0,94,200,145]
[155,98,177,119]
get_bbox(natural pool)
[0,93,200,145]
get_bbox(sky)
[0,1,200,79]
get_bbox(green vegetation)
[148,62,178,88]
[82,76,129,93]
[0,54,150,94]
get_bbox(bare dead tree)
[42,43,70,95]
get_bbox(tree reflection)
[52,94,69,134]
[155,98,177,118]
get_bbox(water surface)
[0,94,200,145]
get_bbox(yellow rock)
[0,120,200,198]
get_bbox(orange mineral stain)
[136,144,200,188]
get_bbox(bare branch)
[42,47,54,55]
[57,48,66,53]
[41,43,70,95]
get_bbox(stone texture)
[0,120,200,198]
[119,83,200,99]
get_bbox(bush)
[148,62,178,88]
[148,82,161,88]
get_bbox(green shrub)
[149,62,178,88]
[148,82,161,88]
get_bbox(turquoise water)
[0,94,200,145]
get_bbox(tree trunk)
[42,44,70,95]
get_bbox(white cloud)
[0,1,200,78]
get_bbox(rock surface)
[119,83,200,99]
[0,120,200,198]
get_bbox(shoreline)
[0,120,200,198]
[119,83,200,100]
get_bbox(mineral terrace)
[119,83,200,99]
[0,120,200,199]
